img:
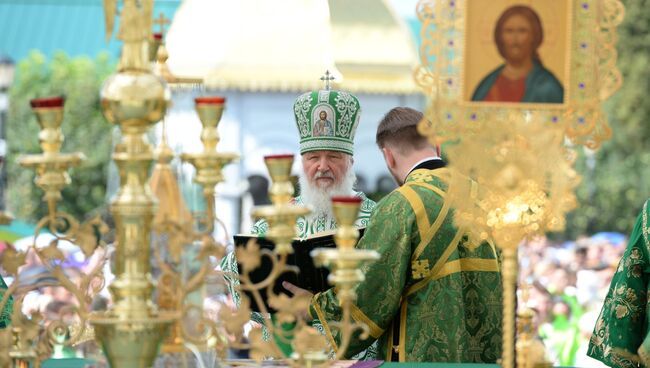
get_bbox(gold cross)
[412,259,430,279]
[153,12,171,36]
[320,70,335,90]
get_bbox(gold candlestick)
[89,1,178,366]
[311,196,379,361]
[252,154,310,254]
[155,97,235,354]
[180,97,238,231]
[18,97,85,226]
[516,284,552,368]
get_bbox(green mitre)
[293,88,361,155]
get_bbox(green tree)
[565,0,650,238]
[6,51,115,223]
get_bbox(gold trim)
[411,187,451,262]
[437,258,499,281]
[386,323,394,362]
[643,200,649,255]
[405,229,463,297]
[409,181,446,198]
[397,185,430,244]
[407,168,451,187]
[417,0,624,149]
[407,256,499,297]
[307,297,316,321]
[311,292,338,353]
[399,301,407,362]
[349,303,384,339]
[398,178,450,263]
[638,343,650,367]
[487,238,498,259]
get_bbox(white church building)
[159,0,424,238]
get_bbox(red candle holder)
[195,96,226,105]
[30,96,65,109]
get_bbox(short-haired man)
[299,107,503,362]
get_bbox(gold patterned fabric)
[0,276,12,329]
[310,166,503,362]
[220,191,377,358]
[588,199,650,368]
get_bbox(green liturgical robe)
[310,165,503,362]
[221,191,375,307]
[220,191,377,358]
[589,199,650,367]
[0,275,12,328]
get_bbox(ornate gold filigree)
[440,114,579,368]
[2,1,378,366]
[445,115,579,249]
[414,8,612,366]
[0,94,111,367]
[415,0,625,149]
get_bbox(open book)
[233,227,365,313]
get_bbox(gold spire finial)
[320,70,335,90]
[154,12,171,35]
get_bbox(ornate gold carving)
[415,0,625,149]
[414,2,622,367]
[1,2,381,366]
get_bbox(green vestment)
[0,275,12,328]
[221,191,376,305]
[588,199,650,367]
[310,167,503,362]
[220,191,376,358]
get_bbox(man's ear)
[382,147,396,170]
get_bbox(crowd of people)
[519,232,626,367]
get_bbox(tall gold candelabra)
[152,96,237,356]
[0,2,377,366]
[0,95,110,367]
[181,97,238,233]
[88,1,178,366]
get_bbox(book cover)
[232,228,365,313]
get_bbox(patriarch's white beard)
[298,168,356,220]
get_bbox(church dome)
[166,0,418,94]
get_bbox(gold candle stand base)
[90,312,178,368]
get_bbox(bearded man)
[220,84,376,357]
[250,148,373,238]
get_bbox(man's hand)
[282,281,314,321]
[282,281,313,299]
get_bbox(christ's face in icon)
[501,14,534,64]
[319,111,327,120]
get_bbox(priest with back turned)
[286,107,503,362]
